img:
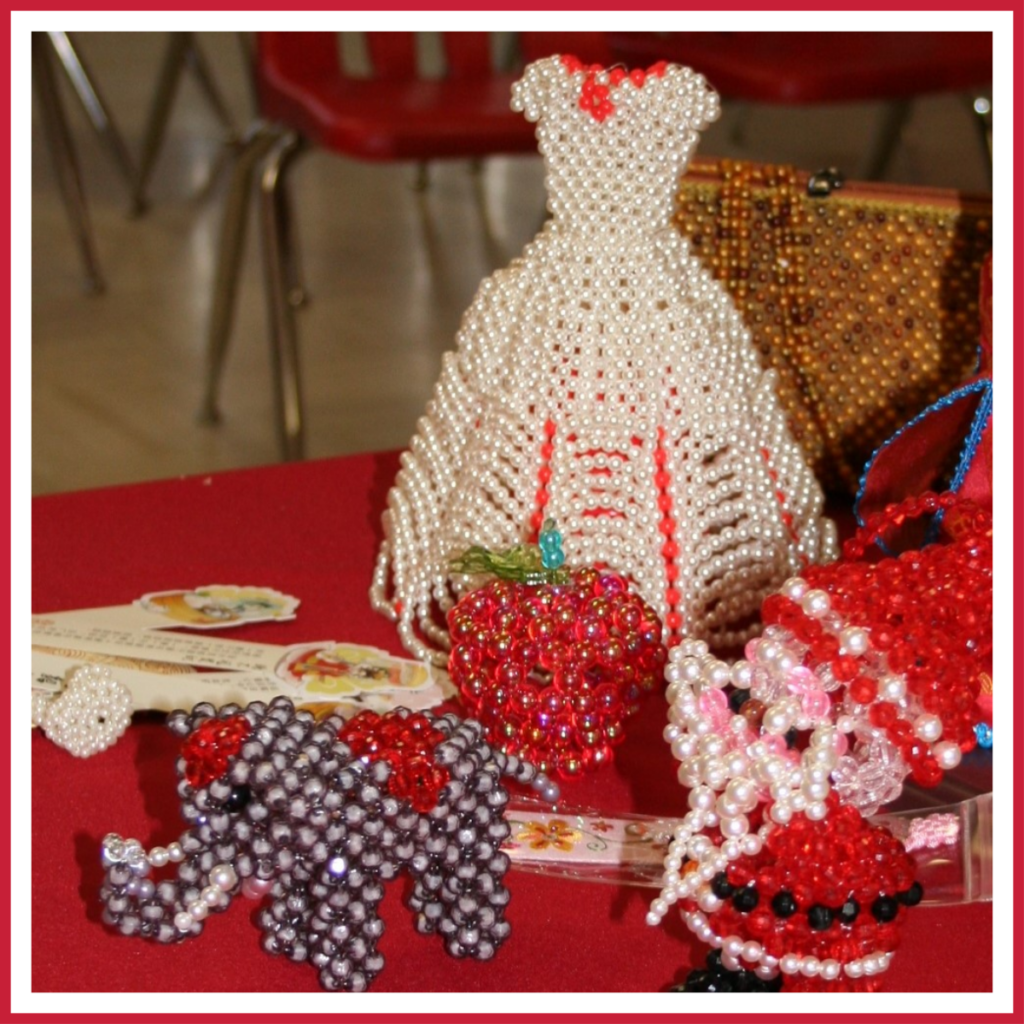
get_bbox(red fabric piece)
[31,454,992,993]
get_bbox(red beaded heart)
[338,710,450,813]
[182,714,251,789]
[447,567,667,779]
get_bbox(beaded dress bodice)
[371,56,836,664]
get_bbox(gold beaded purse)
[676,160,992,494]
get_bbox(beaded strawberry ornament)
[651,492,991,991]
[447,520,667,785]
[371,54,836,664]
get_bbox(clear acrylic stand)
[504,789,992,906]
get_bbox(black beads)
[225,785,252,813]
[710,872,734,899]
[838,897,860,924]
[783,727,799,749]
[807,904,833,931]
[771,890,797,918]
[871,895,899,922]
[728,688,751,713]
[732,884,759,912]
[676,951,781,993]
[898,882,923,906]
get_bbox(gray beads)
[99,699,532,992]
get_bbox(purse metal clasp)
[807,167,845,198]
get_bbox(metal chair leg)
[133,32,242,215]
[271,142,308,309]
[259,132,307,461]
[198,122,283,424]
[33,33,104,294]
[47,32,136,193]
[861,98,913,181]
[131,33,192,214]
[186,35,239,139]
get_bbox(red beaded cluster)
[338,710,450,813]
[694,799,917,992]
[448,567,667,779]
[763,492,991,785]
[182,714,251,789]
[760,447,808,568]
[562,54,670,122]
[529,419,557,538]
[654,427,684,639]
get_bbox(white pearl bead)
[880,675,907,701]
[839,627,869,656]
[801,589,831,618]
[741,940,762,963]
[914,714,943,743]
[147,847,169,868]
[934,740,962,769]
[780,953,801,975]
[174,911,193,932]
[820,958,841,981]
[799,956,821,977]
[210,863,238,891]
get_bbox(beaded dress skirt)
[371,56,837,664]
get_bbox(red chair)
[201,32,550,461]
[608,32,992,180]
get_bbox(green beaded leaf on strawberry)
[447,524,667,781]
[450,519,569,585]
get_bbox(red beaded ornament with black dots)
[679,796,921,993]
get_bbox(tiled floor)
[30,32,992,495]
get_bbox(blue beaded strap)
[854,376,992,551]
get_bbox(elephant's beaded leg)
[259,877,313,962]
[314,883,387,992]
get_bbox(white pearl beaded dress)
[371,56,836,664]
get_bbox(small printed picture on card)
[135,585,299,629]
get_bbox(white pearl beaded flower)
[36,664,133,757]
[371,55,836,664]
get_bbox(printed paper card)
[40,584,299,633]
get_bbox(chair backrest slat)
[442,33,495,79]
[365,32,419,79]
[258,32,339,84]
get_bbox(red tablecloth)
[31,453,992,993]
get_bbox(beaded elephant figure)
[99,698,537,991]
